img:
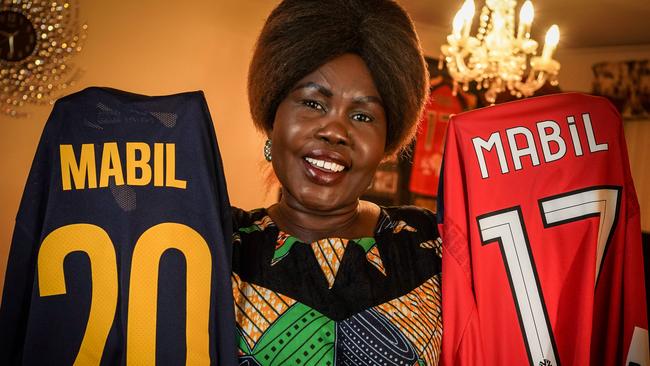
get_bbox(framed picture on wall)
[592,60,650,120]
[362,153,412,206]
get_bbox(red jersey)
[409,84,460,196]
[440,93,649,366]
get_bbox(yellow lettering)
[99,142,125,188]
[126,142,152,186]
[127,223,211,365]
[154,143,164,187]
[60,144,97,190]
[165,143,187,189]
[60,142,187,190]
[38,224,118,366]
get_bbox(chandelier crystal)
[441,0,560,103]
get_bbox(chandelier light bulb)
[520,1,534,25]
[542,24,560,60]
[453,10,465,37]
[545,25,560,46]
[461,0,476,22]
[517,1,534,40]
[460,0,475,38]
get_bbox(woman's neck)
[268,197,379,244]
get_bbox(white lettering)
[506,127,540,171]
[472,133,509,179]
[567,116,584,157]
[583,113,608,152]
[537,120,566,162]
[469,112,609,180]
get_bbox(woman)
[232,0,442,364]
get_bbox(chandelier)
[441,0,560,103]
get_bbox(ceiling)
[398,0,650,49]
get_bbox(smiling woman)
[231,1,442,365]
[269,54,388,240]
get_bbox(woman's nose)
[315,113,351,146]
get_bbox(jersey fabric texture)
[231,206,442,366]
[439,92,649,366]
[0,87,237,365]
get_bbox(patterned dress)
[231,206,442,366]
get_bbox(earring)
[263,139,272,162]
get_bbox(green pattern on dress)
[354,237,376,252]
[271,234,300,265]
[240,302,336,366]
[237,327,253,354]
[270,235,386,278]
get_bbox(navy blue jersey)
[0,87,236,365]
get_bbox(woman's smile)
[304,157,346,173]
[302,149,350,185]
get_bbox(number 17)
[477,186,621,366]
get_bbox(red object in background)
[409,84,463,196]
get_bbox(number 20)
[477,186,621,366]
[37,223,213,366]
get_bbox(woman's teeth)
[305,157,345,172]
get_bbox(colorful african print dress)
[231,206,442,366]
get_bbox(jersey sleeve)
[0,102,62,363]
[619,204,649,366]
[439,119,485,366]
[591,116,649,366]
[0,224,38,363]
[618,112,648,366]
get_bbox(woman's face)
[270,53,387,213]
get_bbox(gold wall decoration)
[0,0,87,117]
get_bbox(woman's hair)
[248,0,428,155]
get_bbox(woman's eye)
[351,113,373,123]
[302,100,324,111]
